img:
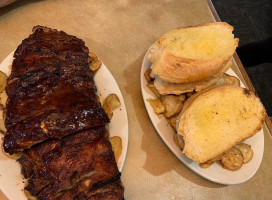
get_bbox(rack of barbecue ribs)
[3,26,124,200]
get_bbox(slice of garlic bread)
[177,85,265,163]
[148,22,239,83]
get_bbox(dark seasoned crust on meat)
[4,102,109,154]
[3,25,111,154]
[18,127,120,200]
[55,177,124,200]
[5,25,124,200]
[5,72,97,126]
[18,127,106,179]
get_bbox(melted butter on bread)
[178,85,265,163]
[148,22,239,83]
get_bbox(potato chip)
[109,136,122,162]
[103,94,121,114]
[147,82,160,98]
[147,98,165,117]
[160,95,183,118]
[0,71,7,93]
[0,119,6,135]
[235,143,253,163]
[89,52,102,72]
[144,68,153,83]
[108,112,113,120]
[221,148,243,171]
[0,90,8,107]
[169,115,179,131]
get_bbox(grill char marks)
[4,25,124,199]
[18,127,121,200]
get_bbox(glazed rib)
[3,25,124,200]
[3,26,109,154]
[18,127,120,200]
[5,71,97,126]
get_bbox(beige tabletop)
[0,0,272,199]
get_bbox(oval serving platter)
[140,44,264,185]
[0,52,129,199]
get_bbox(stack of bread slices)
[147,22,266,167]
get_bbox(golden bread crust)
[177,85,265,163]
[153,62,232,95]
[149,22,239,83]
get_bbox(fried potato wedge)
[103,94,121,114]
[0,71,7,93]
[109,136,122,162]
[89,52,102,72]
[147,98,165,118]
[235,143,253,163]
[221,148,243,171]
[147,82,160,98]
[160,95,184,118]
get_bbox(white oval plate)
[140,45,264,185]
[0,52,129,199]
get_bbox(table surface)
[0,0,271,199]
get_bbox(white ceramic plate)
[140,45,264,185]
[0,52,129,199]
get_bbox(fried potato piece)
[0,119,6,135]
[107,112,113,120]
[221,148,243,171]
[144,68,154,83]
[0,90,8,107]
[213,73,240,87]
[173,134,185,150]
[109,136,122,162]
[235,143,253,163]
[0,91,7,135]
[0,71,7,93]
[147,98,165,118]
[160,95,184,118]
[103,94,121,114]
[199,154,223,168]
[169,115,179,131]
[105,124,110,139]
[147,82,160,98]
[89,52,102,72]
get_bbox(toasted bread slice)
[148,22,238,83]
[177,85,265,163]
[153,62,234,95]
